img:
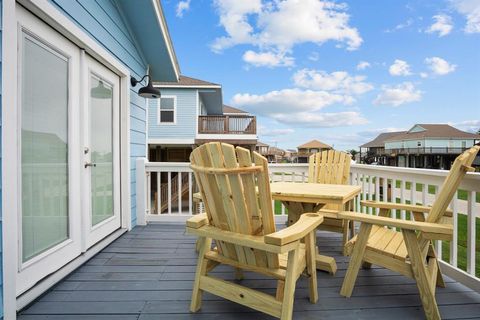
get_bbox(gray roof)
[385,124,480,141]
[360,131,406,148]
[223,105,249,114]
[154,75,220,87]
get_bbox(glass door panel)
[89,75,114,226]
[21,34,69,262]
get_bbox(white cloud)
[373,82,422,106]
[242,50,294,68]
[232,88,348,116]
[308,52,320,61]
[293,69,373,95]
[272,112,368,127]
[450,120,480,133]
[258,126,295,136]
[357,127,406,138]
[212,0,362,67]
[420,72,429,78]
[385,18,414,33]
[426,14,453,37]
[356,61,371,70]
[424,57,456,75]
[450,0,480,33]
[176,0,191,18]
[389,59,412,76]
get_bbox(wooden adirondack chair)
[338,145,479,320]
[309,150,353,248]
[186,142,324,320]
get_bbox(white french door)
[16,5,82,295]
[83,55,121,248]
[16,5,122,295]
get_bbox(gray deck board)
[19,224,480,320]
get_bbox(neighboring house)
[255,141,286,163]
[296,139,333,163]
[360,131,406,165]
[148,76,257,162]
[0,0,179,317]
[361,124,480,169]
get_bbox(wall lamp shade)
[130,75,161,99]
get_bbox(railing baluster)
[188,172,193,215]
[467,190,476,275]
[374,176,380,215]
[156,172,160,215]
[410,179,416,221]
[400,180,405,220]
[167,172,172,215]
[178,172,182,214]
[451,194,458,267]
[147,172,151,215]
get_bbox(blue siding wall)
[0,0,4,316]
[148,89,197,139]
[50,0,149,226]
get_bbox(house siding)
[50,0,149,226]
[0,0,3,316]
[148,89,197,140]
[386,138,476,149]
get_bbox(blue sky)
[161,0,480,150]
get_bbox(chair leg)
[342,221,349,255]
[281,247,300,320]
[340,223,373,297]
[403,230,441,320]
[190,236,212,312]
[276,280,285,301]
[305,231,318,303]
[428,243,445,288]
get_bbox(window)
[158,96,176,124]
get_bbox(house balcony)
[196,115,257,146]
[386,147,470,155]
[20,161,480,318]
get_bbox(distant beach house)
[296,139,333,163]
[148,76,257,162]
[255,141,286,163]
[360,124,480,169]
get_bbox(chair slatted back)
[308,150,351,185]
[426,146,479,225]
[190,142,279,268]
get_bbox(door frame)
[2,0,134,317]
[83,54,122,249]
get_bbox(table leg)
[282,201,337,274]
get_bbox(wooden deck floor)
[19,223,480,319]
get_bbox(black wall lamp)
[130,74,161,99]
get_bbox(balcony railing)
[198,115,256,134]
[136,159,480,292]
[386,147,470,155]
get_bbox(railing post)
[136,157,147,226]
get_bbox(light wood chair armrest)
[192,192,202,203]
[264,213,324,246]
[186,213,208,228]
[186,225,299,254]
[361,200,453,217]
[337,211,453,235]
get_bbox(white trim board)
[2,1,134,316]
[196,134,258,140]
[148,138,195,145]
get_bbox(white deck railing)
[136,159,480,291]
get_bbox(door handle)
[85,162,97,168]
